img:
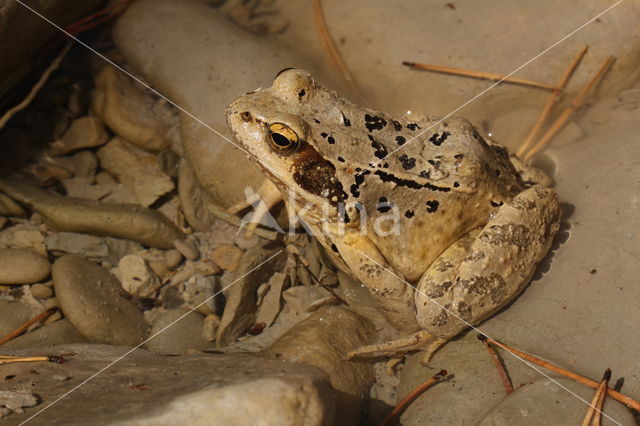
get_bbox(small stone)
[49,116,109,156]
[210,244,243,271]
[31,283,54,299]
[174,238,199,261]
[202,313,220,341]
[97,137,174,207]
[0,248,51,285]
[52,255,148,346]
[144,309,211,355]
[52,374,72,382]
[118,254,162,298]
[70,150,98,179]
[43,310,62,324]
[95,171,118,186]
[148,259,170,279]
[0,224,46,255]
[164,249,183,269]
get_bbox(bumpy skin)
[226,69,561,354]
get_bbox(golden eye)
[268,123,300,155]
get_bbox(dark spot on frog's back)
[425,200,439,213]
[429,131,451,146]
[399,154,416,170]
[368,135,388,159]
[364,113,387,132]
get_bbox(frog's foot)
[227,179,282,238]
[346,330,446,361]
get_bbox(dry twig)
[0,43,71,130]
[517,46,588,158]
[379,369,448,426]
[582,368,611,426]
[481,335,639,411]
[0,307,59,345]
[0,355,64,365]
[523,55,615,162]
[478,335,513,394]
[402,61,559,91]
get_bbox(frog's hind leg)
[414,186,561,345]
[346,330,446,362]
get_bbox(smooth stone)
[164,249,183,269]
[173,238,199,261]
[30,283,53,299]
[0,248,50,285]
[70,150,98,179]
[3,344,336,425]
[144,309,210,355]
[52,256,148,346]
[0,178,184,249]
[479,378,636,425]
[263,306,377,426]
[48,116,109,156]
[2,319,88,349]
[92,66,173,152]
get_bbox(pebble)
[97,137,174,207]
[210,244,242,271]
[70,150,98,179]
[0,390,38,415]
[118,254,162,298]
[30,283,53,299]
[0,224,47,255]
[202,313,220,341]
[173,238,199,261]
[0,192,26,217]
[52,255,148,346]
[0,248,51,285]
[144,309,211,355]
[164,249,183,269]
[48,116,109,156]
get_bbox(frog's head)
[226,69,349,212]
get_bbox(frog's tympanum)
[226,69,561,362]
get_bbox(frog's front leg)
[415,186,561,354]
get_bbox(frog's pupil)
[271,132,292,147]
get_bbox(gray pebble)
[0,248,51,285]
[164,249,183,269]
[52,255,148,346]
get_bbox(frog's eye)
[268,123,300,155]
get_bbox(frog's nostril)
[241,111,252,121]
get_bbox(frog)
[226,68,561,362]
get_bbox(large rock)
[3,344,336,425]
[113,0,340,212]
[144,309,211,355]
[264,306,377,426]
[52,256,148,346]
